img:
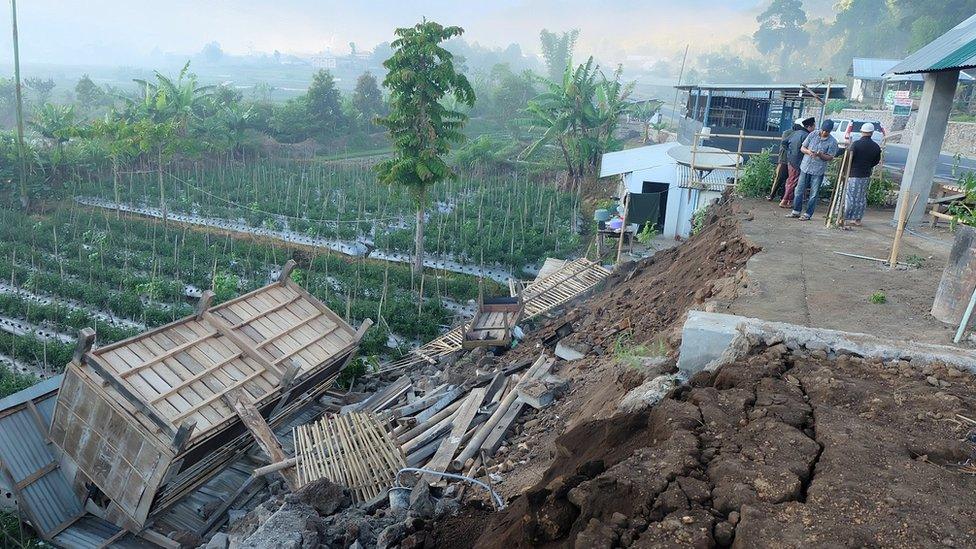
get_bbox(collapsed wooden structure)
[377,258,611,373]
[462,295,523,349]
[48,261,368,532]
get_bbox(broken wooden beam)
[223,390,298,490]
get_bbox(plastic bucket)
[388,486,411,512]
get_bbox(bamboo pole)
[888,191,918,266]
[735,129,745,188]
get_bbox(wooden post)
[73,328,96,363]
[223,390,298,490]
[172,420,197,452]
[735,129,745,189]
[888,191,917,266]
[278,259,297,284]
[615,193,630,266]
[768,163,783,199]
[195,290,214,320]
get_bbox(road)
[883,144,976,181]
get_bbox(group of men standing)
[775,117,882,225]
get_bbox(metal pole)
[670,44,689,128]
[10,0,28,209]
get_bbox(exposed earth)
[472,344,976,548]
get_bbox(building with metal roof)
[848,57,974,103]
[885,13,976,225]
[674,82,844,154]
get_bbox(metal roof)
[851,57,975,82]
[599,142,680,178]
[0,374,84,539]
[676,83,845,92]
[889,13,976,74]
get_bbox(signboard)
[892,90,912,116]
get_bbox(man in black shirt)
[844,123,883,226]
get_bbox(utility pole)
[670,44,689,129]
[10,0,28,209]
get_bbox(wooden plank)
[14,460,58,490]
[223,390,298,490]
[83,355,177,437]
[119,331,219,378]
[202,310,285,377]
[422,388,486,483]
[230,293,302,328]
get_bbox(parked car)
[830,119,886,148]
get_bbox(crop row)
[70,158,580,270]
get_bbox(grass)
[905,254,926,268]
[0,365,38,399]
[613,334,668,371]
[870,291,887,304]
[0,510,41,548]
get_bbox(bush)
[736,148,774,198]
[0,365,37,399]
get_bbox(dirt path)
[474,344,976,548]
[729,199,964,347]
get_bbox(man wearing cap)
[843,123,882,226]
[772,120,800,201]
[780,117,816,208]
[788,119,839,220]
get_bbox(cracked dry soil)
[473,344,976,548]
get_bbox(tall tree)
[376,20,475,275]
[75,74,105,112]
[753,0,809,72]
[351,72,385,129]
[522,58,631,186]
[488,63,537,139]
[539,29,580,82]
[306,69,346,134]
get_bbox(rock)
[205,533,229,549]
[574,518,617,549]
[523,419,540,431]
[714,521,735,545]
[728,511,740,525]
[294,478,351,516]
[376,522,408,548]
[927,376,940,386]
[618,374,678,413]
[409,480,435,519]
[610,512,629,528]
[237,502,321,549]
[518,375,570,409]
[681,515,695,524]
[434,497,460,519]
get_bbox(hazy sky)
[0,0,833,67]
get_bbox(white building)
[599,143,738,239]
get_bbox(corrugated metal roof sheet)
[853,57,976,81]
[599,143,680,178]
[890,13,976,74]
[0,376,84,538]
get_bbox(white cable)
[394,467,506,510]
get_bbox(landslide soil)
[482,198,759,496]
[473,345,976,548]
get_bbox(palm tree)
[520,57,633,185]
[29,103,77,189]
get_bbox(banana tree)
[91,113,138,218]
[28,103,78,189]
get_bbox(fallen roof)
[889,13,976,74]
[82,277,359,447]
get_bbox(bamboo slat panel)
[293,412,405,503]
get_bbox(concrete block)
[676,311,742,376]
[555,338,589,361]
[518,375,569,409]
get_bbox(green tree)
[29,103,77,189]
[306,69,346,135]
[522,58,631,185]
[351,72,385,129]
[488,63,537,139]
[24,77,55,104]
[75,74,105,112]
[539,29,579,82]
[753,0,809,71]
[909,15,945,52]
[376,20,476,275]
[91,113,138,218]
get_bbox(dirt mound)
[473,345,976,547]
[473,198,759,498]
